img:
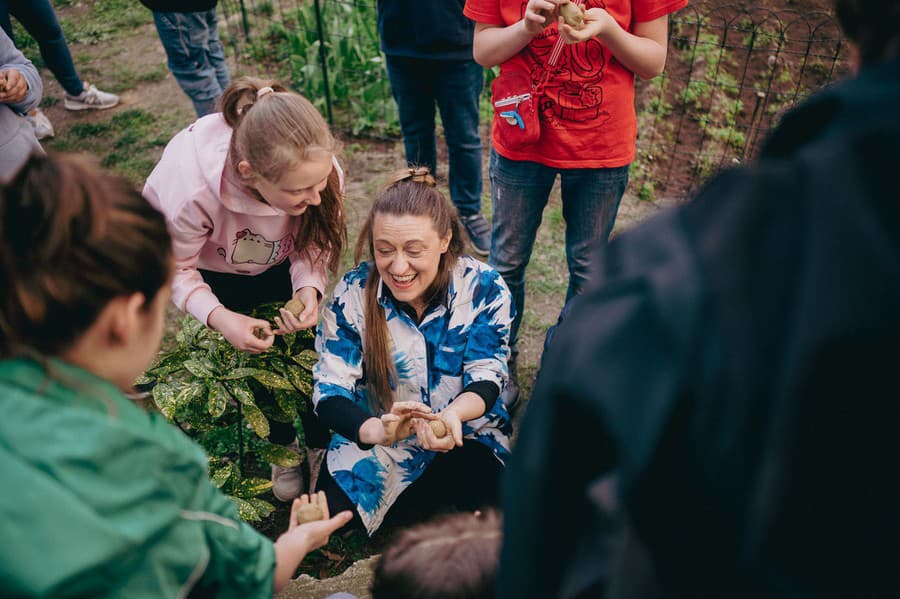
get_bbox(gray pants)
[0,109,43,182]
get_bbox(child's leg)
[386,55,438,174]
[487,149,556,350]
[559,164,630,302]
[434,59,484,219]
[314,459,364,533]
[381,442,503,530]
[7,0,84,96]
[151,10,227,117]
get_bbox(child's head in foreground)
[371,509,502,599]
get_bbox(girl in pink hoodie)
[144,77,346,501]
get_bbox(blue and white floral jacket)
[313,256,514,533]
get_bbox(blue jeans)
[152,10,230,117]
[488,149,629,349]
[385,55,483,217]
[1,0,84,96]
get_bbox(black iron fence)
[217,0,848,200]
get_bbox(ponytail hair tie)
[406,166,436,187]
[257,86,275,99]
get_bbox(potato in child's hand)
[429,419,448,439]
[296,491,329,525]
[253,327,270,340]
[284,298,306,319]
[0,75,7,93]
[558,0,585,28]
[297,504,324,524]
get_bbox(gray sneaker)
[271,439,305,501]
[27,108,54,139]
[460,213,491,257]
[64,83,119,111]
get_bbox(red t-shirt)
[464,0,687,168]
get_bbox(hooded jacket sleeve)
[144,161,225,325]
[0,28,41,115]
[497,209,705,599]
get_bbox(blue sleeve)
[314,269,367,409]
[462,267,514,391]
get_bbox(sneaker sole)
[63,101,119,111]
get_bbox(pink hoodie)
[143,114,342,325]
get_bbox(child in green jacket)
[0,153,352,597]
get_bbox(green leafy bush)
[137,303,317,521]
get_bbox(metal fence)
[217,0,848,200]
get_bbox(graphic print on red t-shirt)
[522,1,611,130]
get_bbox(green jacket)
[0,359,275,597]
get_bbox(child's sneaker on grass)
[64,83,119,111]
[26,108,54,139]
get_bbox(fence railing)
[217,0,848,200]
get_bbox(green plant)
[137,303,317,521]
[245,1,400,137]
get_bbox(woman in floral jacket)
[313,168,514,534]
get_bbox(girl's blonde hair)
[354,167,466,412]
[220,77,345,273]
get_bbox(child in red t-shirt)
[463,0,686,401]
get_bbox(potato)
[0,76,6,94]
[297,504,325,525]
[429,419,448,438]
[558,0,585,28]
[284,298,306,319]
[253,327,270,340]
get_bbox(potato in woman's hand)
[429,419,448,439]
[284,298,306,319]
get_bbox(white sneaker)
[271,439,305,502]
[27,108,55,139]
[64,83,119,111]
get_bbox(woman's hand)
[524,0,559,35]
[413,408,463,453]
[357,401,433,446]
[559,7,616,44]
[274,286,320,333]
[273,493,353,593]
[208,306,274,353]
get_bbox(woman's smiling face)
[372,213,451,316]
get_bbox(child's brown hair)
[371,509,502,599]
[0,153,172,358]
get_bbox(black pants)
[201,262,329,447]
[315,440,504,532]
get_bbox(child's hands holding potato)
[274,286,319,333]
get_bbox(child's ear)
[237,160,256,180]
[108,292,146,346]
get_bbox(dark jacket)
[139,0,217,12]
[498,58,900,599]
[377,0,474,61]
